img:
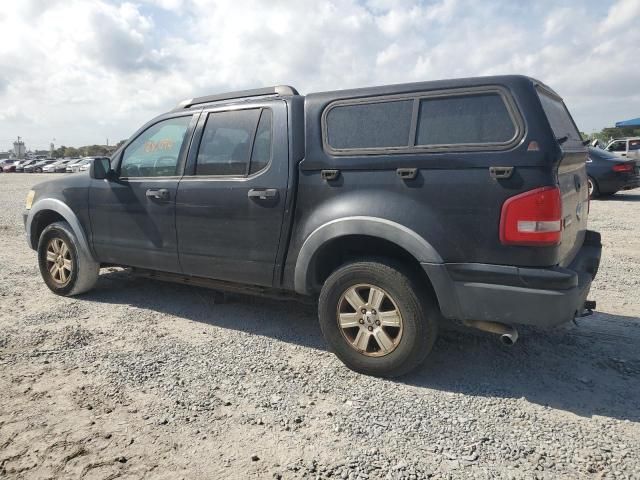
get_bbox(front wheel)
[318,260,438,377]
[37,221,99,296]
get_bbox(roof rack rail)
[174,85,299,110]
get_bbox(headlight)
[25,190,35,210]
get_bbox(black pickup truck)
[24,75,601,377]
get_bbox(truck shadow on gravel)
[87,269,640,423]
[595,193,640,202]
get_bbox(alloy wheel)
[337,284,403,357]
[45,237,73,286]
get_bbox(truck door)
[89,114,197,272]
[176,101,289,287]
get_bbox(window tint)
[249,109,272,174]
[326,100,413,149]
[120,116,191,177]
[196,109,261,175]
[629,140,640,151]
[537,90,582,143]
[416,94,515,145]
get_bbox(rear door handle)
[247,188,278,200]
[145,188,170,200]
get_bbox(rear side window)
[323,88,521,154]
[629,139,640,151]
[196,109,261,176]
[195,108,273,176]
[325,100,413,149]
[249,109,272,174]
[537,89,582,144]
[416,94,515,145]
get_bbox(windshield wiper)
[556,135,568,145]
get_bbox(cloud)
[0,0,638,149]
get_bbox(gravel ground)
[1,173,639,479]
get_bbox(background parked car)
[14,160,37,172]
[66,156,109,173]
[65,158,89,173]
[43,159,71,173]
[603,137,640,160]
[56,158,79,172]
[0,159,18,172]
[587,146,640,198]
[25,159,57,173]
[79,157,109,172]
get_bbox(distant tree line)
[583,127,640,143]
[52,140,127,158]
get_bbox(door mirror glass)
[90,157,113,180]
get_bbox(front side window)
[196,109,262,175]
[416,93,516,145]
[120,115,192,177]
[608,141,626,152]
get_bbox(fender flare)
[293,216,442,294]
[26,198,95,260]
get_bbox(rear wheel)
[38,221,99,296]
[318,260,438,377]
[588,176,599,198]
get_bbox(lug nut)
[361,308,367,314]
[359,319,364,324]
[371,309,377,315]
[375,320,381,326]
[368,326,373,332]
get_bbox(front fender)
[293,216,443,294]
[25,198,94,260]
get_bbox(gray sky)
[1,0,639,150]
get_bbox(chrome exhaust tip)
[499,331,518,346]
[464,320,518,346]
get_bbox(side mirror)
[90,158,114,180]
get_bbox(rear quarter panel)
[283,76,573,288]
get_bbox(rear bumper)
[598,173,640,194]
[423,230,602,328]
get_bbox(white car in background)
[604,137,640,160]
[67,156,110,173]
[43,159,70,173]
[66,158,89,173]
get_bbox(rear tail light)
[612,163,633,173]
[500,186,562,246]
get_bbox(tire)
[588,176,599,198]
[318,260,438,377]
[37,221,99,296]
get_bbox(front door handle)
[145,188,170,200]
[247,188,278,200]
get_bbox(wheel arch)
[27,198,94,260]
[293,217,443,296]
